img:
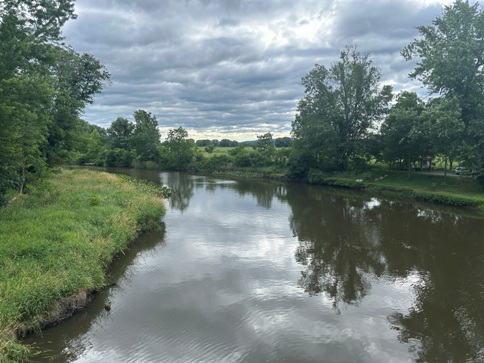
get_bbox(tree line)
[73,114,293,173]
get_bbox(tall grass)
[0,169,165,362]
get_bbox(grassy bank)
[0,169,166,362]
[198,164,483,210]
[307,169,484,209]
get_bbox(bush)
[287,151,314,180]
[204,145,215,153]
[234,153,253,167]
[105,149,133,167]
[200,154,233,172]
[414,192,480,207]
[307,170,366,190]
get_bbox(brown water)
[26,170,484,362]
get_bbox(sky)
[63,0,456,141]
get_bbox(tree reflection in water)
[162,172,195,212]
[158,172,484,361]
[284,183,484,360]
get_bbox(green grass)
[197,146,234,155]
[0,169,166,362]
[308,169,484,209]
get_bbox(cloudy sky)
[63,0,456,141]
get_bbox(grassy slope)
[0,169,165,362]
[308,169,484,208]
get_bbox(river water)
[27,170,484,362]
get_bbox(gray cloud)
[64,0,455,140]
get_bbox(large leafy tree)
[162,127,195,170]
[381,92,431,178]
[291,46,392,174]
[107,117,135,150]
[402,0,484,181]
[131,110,161,162]
[422,97,464,175]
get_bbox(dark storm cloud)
[64,0,454,140]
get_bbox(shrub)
[414,192,480,207]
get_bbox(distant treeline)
[193,137,293,148]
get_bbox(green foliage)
[219,139,239,147]
[107,117,134,150]
[0,169,165,361]
[131,110,161,163]
[381,91,431,175]
[161,127,196,170]
[286,147,315,180]
[291,46,392,173]
[307,170,366,190]
[423,97,463,170]
[104,148,133,167]
[196,139,212,147]
[403,0,484,179]
[274,137,293,148]
[0,0,110,203]
[204,144,215,153]
[229,145,251,167]
[199,154,233,172]
[255,133,275,155]
[413,192,480,207]
[88,194,101,206]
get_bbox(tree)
[195,139,212,147]
[131,110,161,162]
[291,46,392,174]
[255,132,275,158]
[381,92,431,178]
[422,97,464,175]
[275,137,293,148]
[162,127,195,170]
[84,129,106,166]
[46,48,110,165]
[402,0,484,182]
[219,139,231,147]
[107,117,135,150]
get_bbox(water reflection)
[283,182,484,360]
[142,172,484,361]
[161,172,195,212]
[285,186,384,310]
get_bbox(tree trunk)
[407,153,412,180]
[19,158,26,194]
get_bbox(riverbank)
[206,167,484,210]
[0,169,166,362]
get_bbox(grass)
[197,146,234,155]
[308,169,484,209]
[0,169,166,362]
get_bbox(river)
[26,169,484,362]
